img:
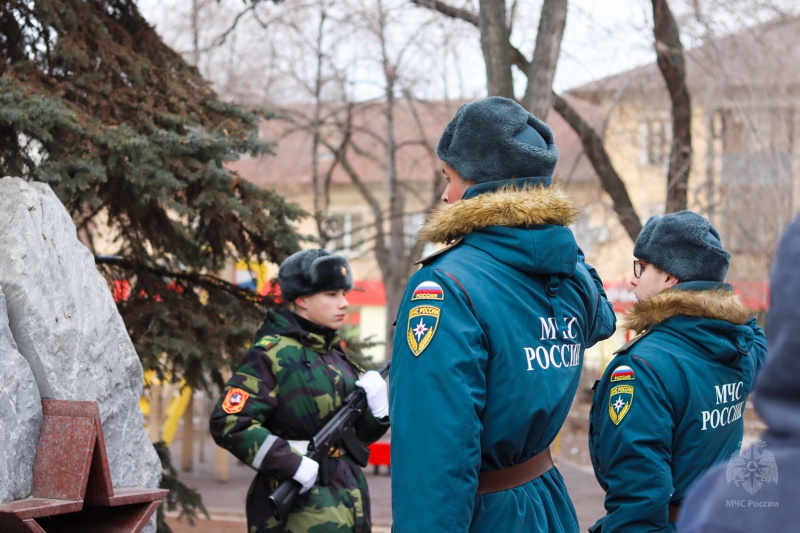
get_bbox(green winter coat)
[390,183,616,533]
[209,307,389,533]
[589,283,766,533]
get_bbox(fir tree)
[1,1,305,529]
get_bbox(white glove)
[355,370,389,418]
[292,456,319,494]
[288,440,310,456]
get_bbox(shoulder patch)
[609,384,634,425]
[610,365,635,382]
[411,281,444,301]
[254,336,278,351]
[222,387,250,414]
[613,330,650,355]
[406,305,441,356]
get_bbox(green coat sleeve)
[591,355,676,532]
[576,257,617,346]
[747,318,767,381]
[389,267,487,533]
[208,345,302,480]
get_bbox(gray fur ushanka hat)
[278,249,353,302]
[436,96,559,185]
[634,210,731,282]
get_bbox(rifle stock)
[267,361,390,522]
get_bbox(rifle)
[267,360,391,522]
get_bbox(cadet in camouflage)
[210,250,389,533]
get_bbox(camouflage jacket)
[209,307,389,533]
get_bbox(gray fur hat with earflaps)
[278,249,353,302]
[436,96,559,186]
[633,211,731,282]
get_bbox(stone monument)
[0,177,161,532]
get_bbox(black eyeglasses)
[633,260,648,279]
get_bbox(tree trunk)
[383,76,405,360]
[311,10,329,242]
[478,0,514,97]
[191,0,200,66]
[380,1,398,359]
[521,0,567,119]
[652,0,691,213]
[413,0,644,242]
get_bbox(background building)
[229,17,798,364]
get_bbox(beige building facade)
[569,15,800,293]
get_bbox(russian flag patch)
[411,281,444,301]
[610,365,635,382]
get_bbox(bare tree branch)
[652,0,691,213]
[408,0,478,26]
[510,45,530,71]
[552,92,643,241]
[321,136,388,261]
[401,95,445,260]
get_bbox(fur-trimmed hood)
[623,287,755,333]
[418,184,579,244]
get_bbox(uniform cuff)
[255,436,303,479]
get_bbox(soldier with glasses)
[589,210,767,532]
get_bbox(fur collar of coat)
[418,184,580,244]
[623,288,755,332]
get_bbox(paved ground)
[164,429,604,532]
[165,403,765,532]
[166,459,601,532]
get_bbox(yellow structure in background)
[552,433,562,465]
[140,370,193,446]
[599,337,613,374]
[234,260,269,294]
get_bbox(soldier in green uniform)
[209,249,390,533]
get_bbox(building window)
[639,118,671,166]
[326,213,365,256]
